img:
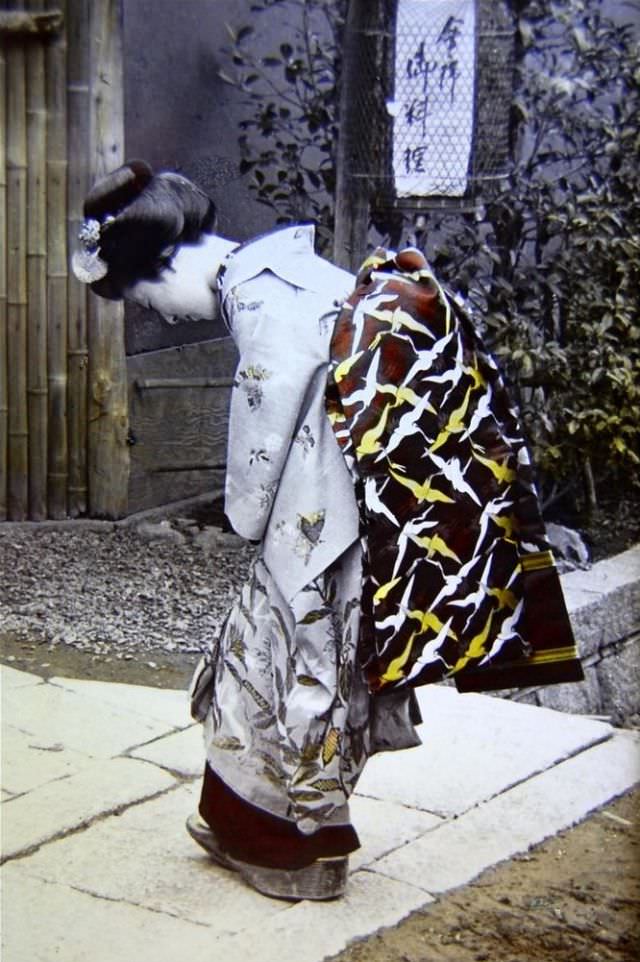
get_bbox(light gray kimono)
[192,226,419,835]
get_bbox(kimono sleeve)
[223,272,329,542]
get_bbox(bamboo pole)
[65,0,90,516]
[87,0,129,518]
[45,0,68,518]
[0,33,8,519]
[6,1,29,520]
[25,0,48,519]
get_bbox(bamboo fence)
[0,0,129,521]
[65,0,90,518]
[6,0,29,521]
[0,19,8,519]
[46,0,68,519]
[26,0,48,520]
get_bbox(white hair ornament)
[71,217,109,283]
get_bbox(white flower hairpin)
[71,217,109,283]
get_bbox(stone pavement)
[1,664,639,962]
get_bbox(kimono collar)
[217,224,353,310]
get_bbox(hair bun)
[84,159,153,221]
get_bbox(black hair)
[83,160,217,299]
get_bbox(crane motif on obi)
[326,247,583,695]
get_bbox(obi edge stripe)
[520,550,556,572]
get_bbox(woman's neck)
[125,232,240,323]
[173,232,238,286]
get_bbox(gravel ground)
[0,506,256,687]
[1,494,638,692]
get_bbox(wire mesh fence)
[344,0,515,214]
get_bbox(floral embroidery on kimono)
[202,544,371,831]
[235,364,271,410]
[294,424,316,456]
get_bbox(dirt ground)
[331,788,640,962]
[1,630,199,689]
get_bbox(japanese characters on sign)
[390,0,476,197]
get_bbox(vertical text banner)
[391,0,476,197]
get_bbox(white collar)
[218,224,353,302]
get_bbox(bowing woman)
[73,160,582,902]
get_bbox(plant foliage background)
[222,0,639,530]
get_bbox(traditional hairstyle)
[72,160,217,299]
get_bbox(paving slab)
[2,680,177,757]
[2,664,638,962]
[211,870,433,962]
[16,782,285,930]
[129,723,203,777]
[349,794,443,872]
[49,675,191,729]
[356,684,612,817]
[1,724,94,796]
[0,665,45,692]
[1,757,177,860]
[1,863,216,962]
[371,730,640,895]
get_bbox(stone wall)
[507,545,640,727]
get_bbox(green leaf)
[299,608,330,625]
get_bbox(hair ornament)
[71,217,109,283]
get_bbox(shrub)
[219,0,346,252]
[222,0,640,509]
[432,0,640,509]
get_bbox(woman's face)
[124,233,237,323]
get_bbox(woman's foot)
[185,814,348,900]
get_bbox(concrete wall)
[507,546,640,728]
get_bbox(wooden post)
[333,0,373,272]
[0,31,8,519]
[65,0,90,517]
[6,1,29,520]
[87,0,129,518]
[25,0,48,519]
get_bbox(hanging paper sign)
[390,0,476,197]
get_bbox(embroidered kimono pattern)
[191,228,420,834]
[201,544,371,832]
[326,248,583,694]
